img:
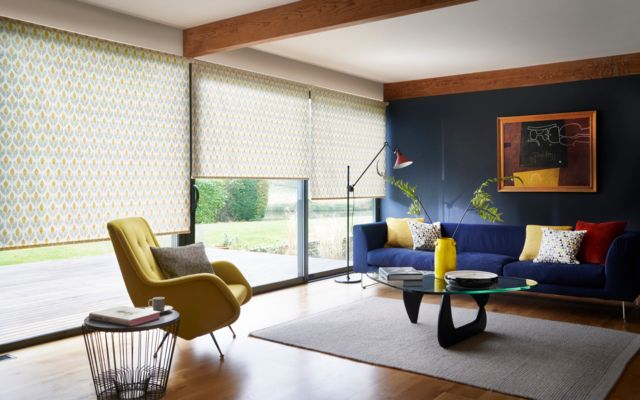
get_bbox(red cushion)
[576,220,627,264]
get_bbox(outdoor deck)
[0,248,344,349]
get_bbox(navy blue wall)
[383,75,640,229]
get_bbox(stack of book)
[378,267,425,281]
[89,306,160,326]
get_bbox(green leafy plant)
[385,175,435,224]
[384,173,522,239]
[218,233,239,248]
[451,176,522,238]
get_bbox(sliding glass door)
[194,179,302,287]
[308,198,375,278]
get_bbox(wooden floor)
[0,249,343,348]
[1,277,639,400]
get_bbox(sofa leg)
[622,301,626,322]
[361,273,379,289]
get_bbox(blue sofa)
[353,222,640,302]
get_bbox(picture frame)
[497,110,596,192]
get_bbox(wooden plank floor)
[1,278,638,400]
[0,250,343,348]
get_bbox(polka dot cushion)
[407,221,441,251]
[534,228,587,264]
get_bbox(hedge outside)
[195,180,226,224]
[196,179,270,223]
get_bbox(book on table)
[89,306,160,326]
[378,267,426,280]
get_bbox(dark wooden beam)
[183,0,475,57]
[384,52,640,100]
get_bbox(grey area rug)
[250,297,640,400]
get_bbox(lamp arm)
[350,141,391,190]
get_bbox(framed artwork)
[497,111,596,192]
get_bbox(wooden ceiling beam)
[183,0,475,57]
[384,52,640,100]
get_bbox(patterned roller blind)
[310,89,387,199]
[192,62,310,179]
[0,18,190,249]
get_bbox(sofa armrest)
[353,222,387,272]
[604,232,640,301]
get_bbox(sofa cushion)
[408,221,441,250]
[368,248,434,270]
[519,225,573,260]
[456,252,516,275]
[367,249,514,275]
[440,223,525,258]
[504,260,605,288]
[576,220,627,264]
[534,228,586,264]
[385,217,424,249]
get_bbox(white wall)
[0,0,183,54]
[199,48,383,100]
[0,0,383,99]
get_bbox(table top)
[367,271,537,295]
[83,309,180,332]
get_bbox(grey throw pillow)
[150,242,214,278]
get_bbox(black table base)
[82,311,180,400]
[402,291,490,348]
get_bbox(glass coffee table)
[367,271,537,348]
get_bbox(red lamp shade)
[393,149,413,169]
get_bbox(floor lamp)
[336,142,413,284]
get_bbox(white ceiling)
[76,0,296,29]
[76,0,640,83]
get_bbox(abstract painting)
[497,111,596,192]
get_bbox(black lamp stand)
[335,142,394,284]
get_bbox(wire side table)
[82,310,180,399]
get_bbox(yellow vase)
[434,238,457,279]
[434,277,446,292]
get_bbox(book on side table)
[89,306,160,326]
[379,267,427,281]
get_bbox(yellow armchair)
[107,217,252,358]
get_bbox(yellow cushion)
[519,225,573,260]
[385,217,424,248]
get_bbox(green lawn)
[0,215,373,266]
[196,215,372,250]
[196,219,291,249]
[0,236,172,266]
[0,241,115,266]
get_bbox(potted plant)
[386,175,521,278]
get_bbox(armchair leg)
[622,301,627,322]
[210,333,224,360]
[228,325,236,338]
[153,332,170,358]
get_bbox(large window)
[309,199,375,276]
[194,179,301,287]
[194,179,376,285]
[0,236,173,348]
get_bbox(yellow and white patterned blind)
[191,62,310,179]
[0,19,190,249]
[310,89,387,199]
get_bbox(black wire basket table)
[82,310,180,399]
